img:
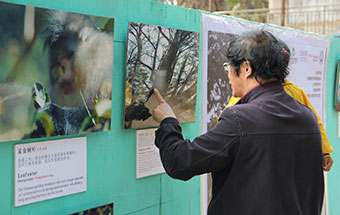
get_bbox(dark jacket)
[155,81,324,215]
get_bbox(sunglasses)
[223,62,230,72]
[223,59,249,72]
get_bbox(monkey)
[43,10,113,108]
[124,89,154,129]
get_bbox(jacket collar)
[237,80,283,105]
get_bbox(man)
[223,37,333,171]
[226,80,334,171]
[152,30,324,215]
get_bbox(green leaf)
[101,18,114,33]
[32,82,51,109]
[95,99,111,118]
[32,112,55,137]
[79,116,94,133]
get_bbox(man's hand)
[152,88,176,123]
[323,156,333,171]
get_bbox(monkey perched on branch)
[44,11,113,108]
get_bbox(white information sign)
[136,128,165,179]
[287,42,327,117]
[14,137,87,206]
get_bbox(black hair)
[226,30,290,83]
[277,37,291,70]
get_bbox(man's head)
[225,30,290,97]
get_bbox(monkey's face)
[48,33,85,95]
[45,12,113,108]
[50,54,77,95]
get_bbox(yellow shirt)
[221,80,333,157]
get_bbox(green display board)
[2,0,340,215]
[0,0,202,214]
[325,36,340,215]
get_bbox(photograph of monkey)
[0,1,114,142]
[124,22,199,129]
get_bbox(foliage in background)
[225,0,268,11]
[156,0,268,12]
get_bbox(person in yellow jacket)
[222,80,333,171]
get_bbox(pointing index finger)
[154,88,165,104]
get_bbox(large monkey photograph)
[0,1,114,142]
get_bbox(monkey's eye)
[49,67,61,83]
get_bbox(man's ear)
[242,61,252,78]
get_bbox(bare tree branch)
[140,29,157,49]
[152,30,161,71]
[139,61,153,72]
[158,27,171,43]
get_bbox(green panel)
[0,0,202,214]
[124,205,160,215]
[325,37,340,215]
[160,175,201,215]
[0,141,12,215]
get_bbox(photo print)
[207,31,235,130]
[0,1,114,142]
[70,203,113,215]
[335,60,340,111]
[124,22,199,129]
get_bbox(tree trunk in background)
[268,0,287,26]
